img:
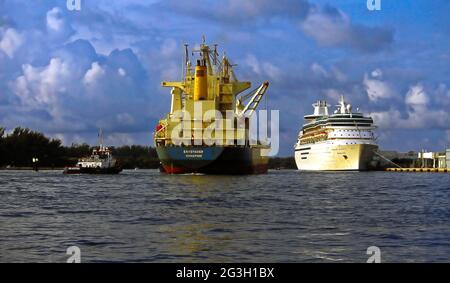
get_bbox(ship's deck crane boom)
[238,81,269,117]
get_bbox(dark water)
[1,169,450,263]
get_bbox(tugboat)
[154,38,271,174]
[64,131,122,174]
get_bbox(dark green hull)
[156,146,268,174]
[64,166,122,174]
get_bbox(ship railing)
[155,124,167,134]
[154,124,168,141]
[162,137,270,148]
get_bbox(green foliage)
[112,145,159,169]
[0,127,5,166]
[0,127,160,169]
[0,127,64,167]
[268,157,297,169]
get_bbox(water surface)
[1,170,450,262]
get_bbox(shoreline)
[0,167,64,171]
[3,167,448,172]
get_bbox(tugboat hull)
[156,146,268,174]
[64,166,122,174]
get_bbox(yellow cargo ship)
[154,38,270,174]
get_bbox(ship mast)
[98,129,104,151]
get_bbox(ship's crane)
[237,81,269,117]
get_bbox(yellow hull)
[295,143,378,171]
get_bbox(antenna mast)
[99,129,104,150]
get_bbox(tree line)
[0,127,296,169]
[0,127,160,169]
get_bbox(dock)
[385,168,449,173]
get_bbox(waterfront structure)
[447,149,450,169]
[294,96,378,171]
[418,150,449,169]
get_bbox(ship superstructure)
[294,96,378,171]
[154,38,270,174]
[76,146,118,169]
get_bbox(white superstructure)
[294,96,378,171]
[76,129,117,169]
[77,146,117,169]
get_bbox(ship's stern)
[156,146,268,174]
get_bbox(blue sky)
[0,0,449,155]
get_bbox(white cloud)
[371,109,402,129]
[159,38,178,58]
[83,62,105,85]
[118,68,127,77]
[50,133,91,146]
[5,42,152,140]
[116,113,134,125]
[310,63,347,82]
[299,6,393,53]
[311,62,328,77]
[372,107,450,130]
[371,83,450,129]
[331,66,347,82]
[12,57,71,106]
[371,69,383,78]
[244,54,281,81]
[323,88,342,100]
[0,28,23,58]
[245,54,261,75]
[105,132,134,145]
[434,83,450,106]
[301,8,351,47]
[46,7,64,32]
[363,69,394,101]
[405,83,428,106]
[263,62,281,81]
[160,61,179,80]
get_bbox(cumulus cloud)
[105,132,134,145]
[363,69,395,101]
[159,38,177,58]
[371,83,450,130]
[83,62,105,85]
[405,83,428,107]
[118,68,126,77]
[46,7,64,31]
[323,89,342,100]
[159,0,392,53]
[300,5,393,53]
[309,63,347,84]
[0,28,23,58]
[162,0,311,25]
[116,113,135,125]
[12,57,71,107]
[244,54,281,82]
[371,109,402,129]
[311,63,329,77]
[435,83,450,106]
[5,38,155,139]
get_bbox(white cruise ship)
[294,96,378,171]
